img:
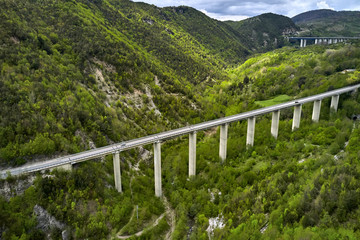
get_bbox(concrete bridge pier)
[219,124,228,162]
[329,39,333,44]
[312,100,322,122]
[334,39,338,44]
[330,95,339,112]
[315,39,318,44]
[292,104,302,130]
[189,131,197,176]
[246,117,256,147]
[154,141,162,197]
[271,110,280,139]
[300,39,307,47]
[113,152,122,193]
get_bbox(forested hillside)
[1,0,360,239]
[0,0,297,168]
[226,13,299,52]
[292,9,360,37]
[0,0,226,167]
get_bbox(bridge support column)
[246,117,256,147]
[271,110,280,139]
[292,104,302,131]
[300,39,303,47]
[113,152,122,193]
[312,100,322,122]
[219,124,228,162]
[330,95,339,112]
[329,39,333,44]
[315,39,318,44]
[189,132,196,176]
[154,141,162,197]
[304,39,307,47]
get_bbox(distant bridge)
[288,37,360,47]
[1,84,360,197]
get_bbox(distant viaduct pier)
[288,37,360,48]
[1,84,360,197]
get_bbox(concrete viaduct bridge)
[288,37,360,48]
[1,84,360,197]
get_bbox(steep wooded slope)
[226,13,299,52]
[0,0,229,166]
[0,0,305,167]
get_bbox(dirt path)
[116,196,176,239]
[117,213,165,239]
[163,196,176,240]
[117,208,136,236]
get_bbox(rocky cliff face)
[33,204,69,240]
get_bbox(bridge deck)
[1,83,360,178]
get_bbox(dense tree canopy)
[1,0,360,239]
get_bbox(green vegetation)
[255,95,291,107]
[1,0,360,239]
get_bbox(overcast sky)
[131,0,360,21]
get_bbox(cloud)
[200,9,249,21]
[316,1,334,9]
[131,0,358,20]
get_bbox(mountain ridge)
[292,9,360,37]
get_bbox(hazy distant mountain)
[292,9,340,23]
[292,9,360,37]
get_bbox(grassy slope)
[255,95,291,107]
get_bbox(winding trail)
[117,213,165,239]
[164,196,176,240]
[117,196,176,239]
